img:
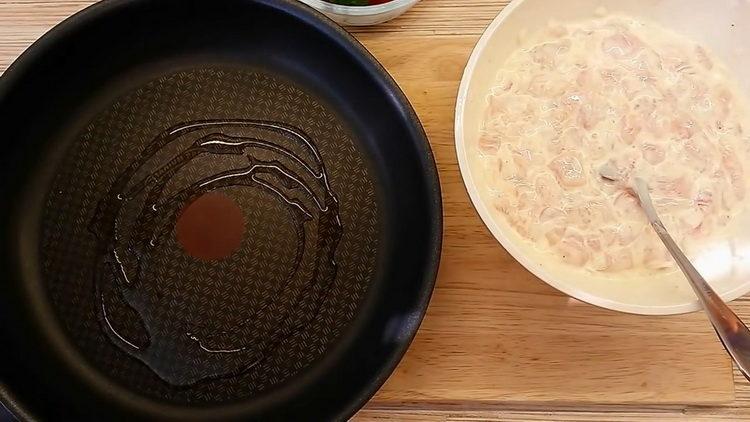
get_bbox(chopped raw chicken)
[478,15,750,272]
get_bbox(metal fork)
[601,166,750,381]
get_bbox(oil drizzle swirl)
[89,120,343,386]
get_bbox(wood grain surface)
[2,1,750,420]
[357,34,733,405]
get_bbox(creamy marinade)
[478,15,750,273]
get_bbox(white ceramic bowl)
[299,0,419,26]
[456,0,750,315]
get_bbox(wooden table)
[2,1,750,421]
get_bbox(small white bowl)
[455,0,750,315]
[299,0,419,26]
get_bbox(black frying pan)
[0,0,442,420]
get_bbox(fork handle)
[633,178,750,381]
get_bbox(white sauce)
[479,16,750,273]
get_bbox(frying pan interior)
[0,0,441,420]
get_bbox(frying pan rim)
[0,0,443,420]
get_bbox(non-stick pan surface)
[0,0,442,420]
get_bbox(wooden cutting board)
[355,34,735,406]
[0,0,736,410]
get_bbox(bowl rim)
[454,0,750,315]
[299,0,419,16]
